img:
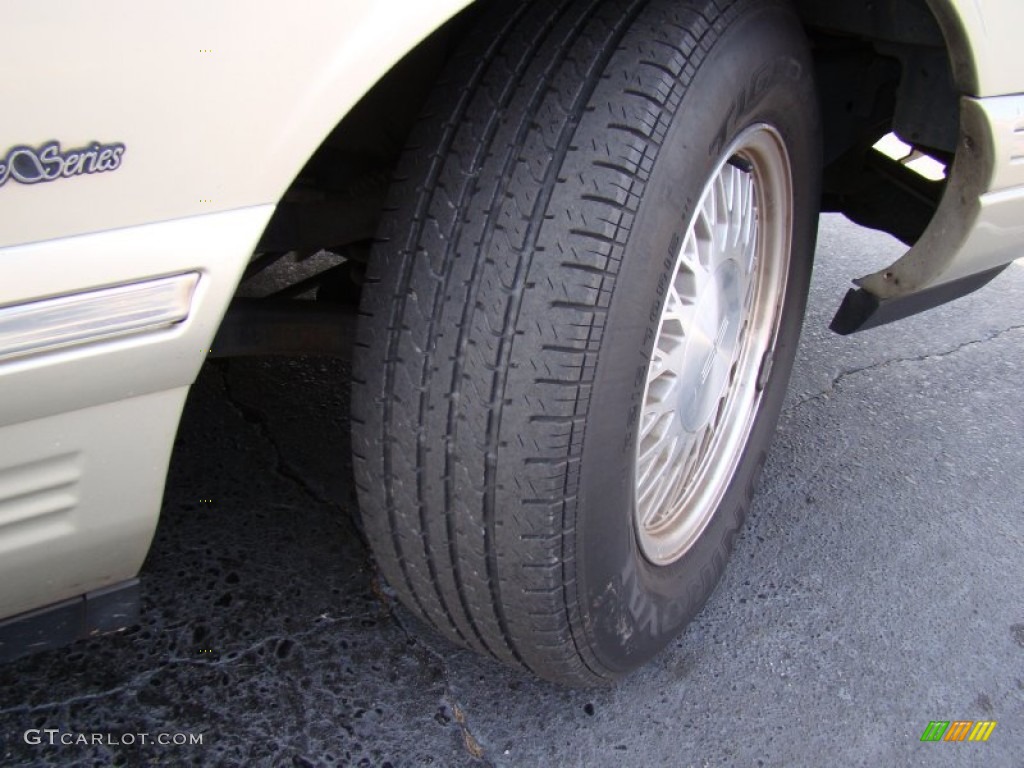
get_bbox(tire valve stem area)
[727,155,754,173]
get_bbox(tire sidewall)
[576,2,821,676]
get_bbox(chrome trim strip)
[0,273,199,361]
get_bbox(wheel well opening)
[250,0,964,271]
[794,0,960,246]
[215,4,482,359]
[219,0,967,356]
[236,4,481,306]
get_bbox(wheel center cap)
[678,259,744,432]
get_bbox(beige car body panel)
[0,206,272,618]
[0,0,1020,623]
[927,0,1024,98]
[0,0,470,621]
[1,0,471,249]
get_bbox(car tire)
[352,0,821,685]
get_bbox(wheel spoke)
[637,412,674,470]
[646,345,672,386]
[638,385,671,434]
[638,438,685,528]
[660,283,690,330]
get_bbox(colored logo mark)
[920,720,997,742]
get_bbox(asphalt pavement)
[1,214,1022,767]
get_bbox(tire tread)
[352,0,749,685]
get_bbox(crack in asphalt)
[0,683,142,718]
[757,322,1024,510]
[216,362,489,764]
[783,322,1024,416]
[380,595,491,766]
[0,368,360,721]
[159,612,365,669]
[0,614,376,718]
[216,362,339,513]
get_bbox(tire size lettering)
[710,57,802,157]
